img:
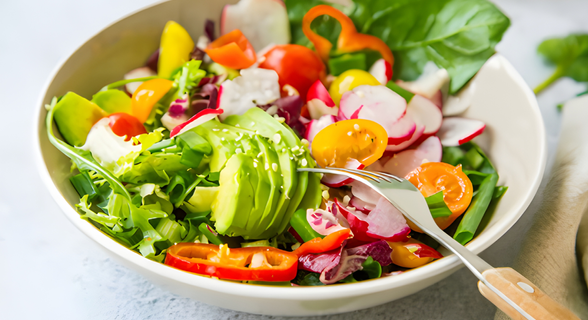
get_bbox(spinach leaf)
[535,34,588,95]
[285,0,510,94]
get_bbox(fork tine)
[370,171,403,182]
[326,167,387,182]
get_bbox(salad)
[46,0,509,286]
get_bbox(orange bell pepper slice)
[293,229,351,256]
[131,78,174,123]
[406,162,474,231]
[205,29,257,70]
[302,5,394,68]
[165,243,298,282]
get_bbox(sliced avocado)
[211,153,256,236]
[192,120,252,172]
[248,135,282,238]
[91,89,132,114]
[224,109,299,237]
[298,169,323,212]
[54,92,108,146]
[186,186,219,212]
[239,138,271,239]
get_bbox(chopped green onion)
[198,223,223,245]
[453,173,499,245]
[386,81,415,103]
[180,147,203,168]
[290,209,323,242]
[425,191,453,218]
[465,148,484,170]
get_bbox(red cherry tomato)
[107,113,147,141]
[258,44,326,100]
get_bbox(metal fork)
[299,167,580,320]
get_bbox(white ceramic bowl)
[34,0,546,316]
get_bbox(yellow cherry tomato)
[158,21,195,78]
[328,69,381,105]
[311,119,387,168]
[131,78,174,123]
[388,239,441,269]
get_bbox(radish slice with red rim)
[385,124,425,152]
[306,80,338,120]
[438,117,486,146]
[321,159,365,188]
[369,58,393,85]
[170,109,224,137]
[348,196,374,213]
[381,136,442,178]
[339,85,406,122]
[350,197,411,242]
[406,94,443,138]
[350,180,381,206]
[305,114,336,147]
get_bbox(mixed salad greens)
[46,0,509,285]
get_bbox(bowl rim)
[33,0,547,301]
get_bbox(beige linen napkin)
[495,95,588,319]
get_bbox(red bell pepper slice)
[302,5,394,68]
[165,243,299,282]
[205,29,257,70]
[293,228,351,256]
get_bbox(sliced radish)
[381,136,442,178]
[385,124,425,152]
[339,85,406,122]
[369,58,393,85]
[396,66,449,100]
[170,109,224,137]
[349,197,410,242]
[221,0,290,52]
[124,67,156,95]
[335,199,375,242]
[443,82,476,116]
[217,68,280,120]
[431,90,443,110]
[385,116,417,145]
[306,80,338,119]
[306,208,348,236]
[305,115,336,147]
[350,181,381,206]
[438,117,486,146]
[322,159,365,188]
[405,94,443,143]
[348,196,375,213]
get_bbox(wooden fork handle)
[478,268,580,320]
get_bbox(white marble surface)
[1,0,587,319]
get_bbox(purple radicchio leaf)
[320,240,392,284]
[145,49,160,73]
[191,83,219,113]
[258,95,306,137]
[298,246,344,274]
[204,19,216,42]
[191,46,206,61]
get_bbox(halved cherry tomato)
[388,238,443,269]
[107,113,147,141]
[293,229,351,256]
[165,243,298,282]
[329,69,381,106]
[131,78,174,123]
[311,119,387,168]
[406,162,474,231]
[205,29,256,70]
[258,44,326,100]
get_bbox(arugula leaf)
[46,98,169,261]
[535,34,588,95]
[286,0,510,94]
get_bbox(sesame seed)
[235,124,240,127]
[347,131,352,136]
[257,152,263,158]
[272,163,278,172]
[301,158,308,167]
[222,129,228,133]
[212,128,220,132]
[253,162,258,168]
[354,124,360,131]
[221,137,225,141]
[235,148,243,154]
[322,190,330,200]
[273,133,281,144]
[265,163,270,170]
